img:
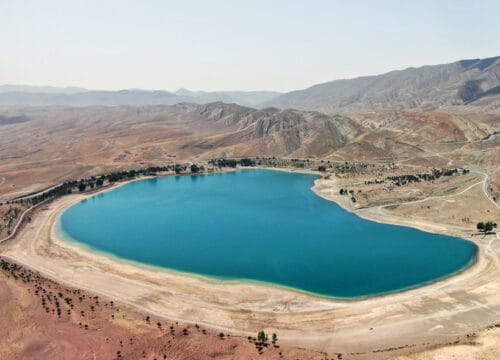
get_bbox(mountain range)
[0,56,498,113]
[0,85,281,108]
[267,56,500,114]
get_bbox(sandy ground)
[392,326,500,360]
[1,173,499,359]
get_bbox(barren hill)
[267,56,500,114]
[0,103,497,199]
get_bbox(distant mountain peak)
[175,88,197,96]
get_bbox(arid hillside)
[0,103,498,200]
[267,56,500,114]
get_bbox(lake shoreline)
[1,167,499,357]
[57,168,478,301]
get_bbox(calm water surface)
[59,170,477,298]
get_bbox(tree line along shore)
[1,156,496,242]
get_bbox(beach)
[1,173,499,358]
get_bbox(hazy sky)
[1,0,499,92]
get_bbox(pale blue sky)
[1,0,499,92]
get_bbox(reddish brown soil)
[0,258,328,360]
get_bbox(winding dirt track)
[472,170,500,210]
[1,175,499,358]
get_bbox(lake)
[59,169,477,298]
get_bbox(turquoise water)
[59,170,477,298]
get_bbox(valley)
[0,56,499,360]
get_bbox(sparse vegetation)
[477,221,497,233]
[0,257,295,359]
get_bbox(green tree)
[257,330,268,343]
[272,333,278,343]
[78,182,86,192]
[240,158,255,167]
[190,164,200,173]
[477,221,496,233]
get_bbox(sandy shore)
[1,171,500,358]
